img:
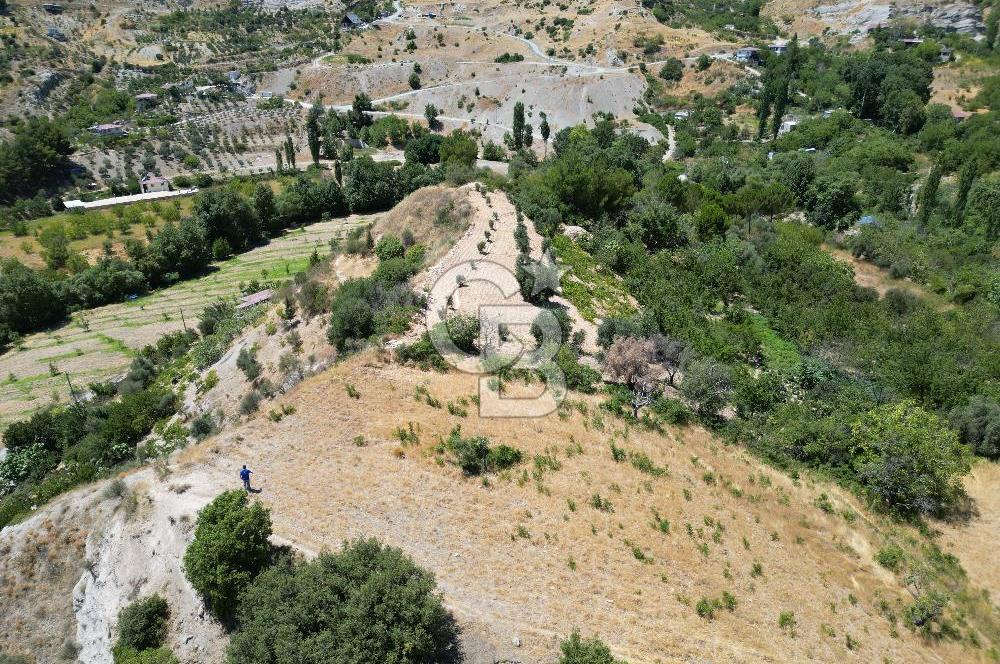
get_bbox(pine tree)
[334,159,342,184]
[274,149,283,173]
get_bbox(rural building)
[135,93,158,110]
[938,46,953,62]
[769,39,788,55]
[778,118,800,135]
[42,3,63,13]
[734,47,760,64]
[46,26,67,41]
[237,289,274,310]
[951,109,972,121]
[673,109,691,121]
[140,174,170,194]
[898,37,924,48]
[88,121,127,137]
[342,12,363,28]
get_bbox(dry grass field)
[14,348,988,663]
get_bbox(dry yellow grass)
[171,350,986,663]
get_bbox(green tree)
[807,175,860,230]
[348,93,373,129]
[39,223,71,270]
[963,177,1000,240]
[850,400,971,515]
[115,595,169,651]
[182,491,273,619]
[539,113,551,157]
[0,116,73,204]
[284,135,296,171]
[0,259,67,345]
[952,160,977,223]
[252,183,277,235]
[423,103,439,130]
[558,630,618,664]
[343,157,402,212]
[512,101,526,150]
[408,71,421,89]
[658,58,684,82]
[438,129,478,167]
[193,190,261,251]
[915,163,941,228]
[679,357,732,420]
[227,538,457,664]
[404,133,442,164]
[306,107,322,165]
[950,396,1000,459]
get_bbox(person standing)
[239,465,253,492]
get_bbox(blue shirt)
[240,469,251,482]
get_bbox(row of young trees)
[0,149,450,348]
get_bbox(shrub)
[558,630,617,664]
[182,491,272,619]
[778,611,797,635]
[850,400,971,515]
[239,390,261,416]
[696,597,715,619]
[395,332,449,371]
[444,426,521,475]
[487,444,523,470]
[115,595,169,651]
[227,539,457,664]
[904,592,947,630]
[236,346,261,380]
[650,396,691,425]
[875,544,905,572]
[589,493,614,513]
[189,412,216,440]
[374,234,405,261]
[112,648,179,664]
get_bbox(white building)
[140,174,170,193]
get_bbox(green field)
[0,216,370,427]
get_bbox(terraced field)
[0,216,371,426]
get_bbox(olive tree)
[182,491,272,619]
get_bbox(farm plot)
[0,216,370,427]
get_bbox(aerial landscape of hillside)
[0,0,998,661]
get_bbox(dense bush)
[443,426,522,475]
[115,595,169,651]
[850,401,971,516]
[228,538,457,664]
[182,491,273,619]
[949,396,1000,459]
[0,258,68,346]
[327,252,423,352]
[558,630,618,664]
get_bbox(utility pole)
[65,372,78,404]
[180,307,189,333]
